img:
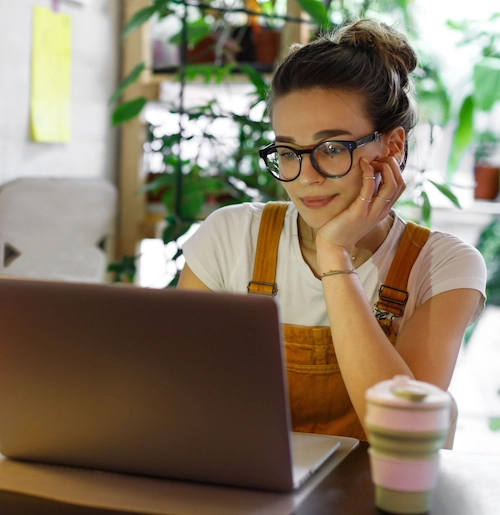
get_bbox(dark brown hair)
[268,19,418,146]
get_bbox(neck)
[298,212,394,266]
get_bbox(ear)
[383,126,405,165]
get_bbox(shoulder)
[423,226,486,274]
[181,202,295,293]
[405,218,486,313]
[198,201,295,235]
[189,202,264,239]
[392,215,485,271]
[201,201,271,227]
[389,215,487,329]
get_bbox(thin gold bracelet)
[320,269,357,279]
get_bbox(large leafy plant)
[108,0,342,284]
[108,0,461,283]
[476,218,500,306]
[446,13,500,177]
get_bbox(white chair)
[0,178,117,283]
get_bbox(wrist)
[321,269,357,280]
[316,242,353,271]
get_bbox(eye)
[277,148,298,161]
[319,142,347,156]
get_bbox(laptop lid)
[0,278,342,491]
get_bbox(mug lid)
[365,375,451,409]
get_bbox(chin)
[297,210,334,232]
[295,201,339,225]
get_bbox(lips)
[300,195,335,209]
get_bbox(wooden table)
[0,443,498,515]
[294,443,500,515]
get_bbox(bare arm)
[321,265,481,428]
[177,263,212,291]
[395,288,482,388]
[316,152,483,431]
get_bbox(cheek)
[342,164,364,192]
[280,182,294,199]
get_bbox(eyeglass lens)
[266,141,352,180]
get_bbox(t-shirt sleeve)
[416,232,487,324]
[181,203,256,292]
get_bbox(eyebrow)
[275,129,354,144]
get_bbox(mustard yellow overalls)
[247,202,430,441]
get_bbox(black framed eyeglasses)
[259,131,381,182]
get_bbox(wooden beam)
[279,0,309,60]
[117,0,154,257]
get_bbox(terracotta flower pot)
[253,29,280,65]
[474,164,500,200]
[185,35,217,64]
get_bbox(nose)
[298,153,325,186]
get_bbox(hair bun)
[340,29,377,50]
[333,19,418,86]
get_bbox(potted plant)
[446,14,500,180]
[473,130,500,200]
[111,0,454,284]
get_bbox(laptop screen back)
[0,279,296,491]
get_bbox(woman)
[177,19,486,441]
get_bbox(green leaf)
[446,20,468,31]
[416,64,451,125]
[169,18,212,48]
[109,62,145,105]
[171,247,184,261]
[183,64,234,83]
[111,97,147,126]
[295,0,329,28]
[473,57,500,111]
[489,418,500,432]
[420,191,431,226]
[107,254,139,283]
[162,218,192,244]
[447,95,474,178]
[240,64,268,100]
[475,219,500,306]
[427,180,462,209]
[139,172,174,194]
[179,181,206,219]
[154,0,172,19]
[167,269,182,287]
[122,5,159,40]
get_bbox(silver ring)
[363,176,376,180]
[376,195,391,203]
[359,195,372,203]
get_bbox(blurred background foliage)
[108,0,500,285]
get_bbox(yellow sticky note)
[30,6,72,143]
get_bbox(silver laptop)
[0,278,344,492]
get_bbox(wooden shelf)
[118,0,308,258]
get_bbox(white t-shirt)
[182,202,487,334]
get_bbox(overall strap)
[247,202,289,296]
[375,221,431,317]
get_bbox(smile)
[300,196,335,209]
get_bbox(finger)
[372,160,397,190]
[369,161,404,211]
[380,157,406,200]
[374,195,392,203]
[360,158,379,198]
[359,160,393,215]
[376,156,403,187]
[371,158,402,198]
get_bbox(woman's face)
[271,88,388,231]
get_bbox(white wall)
[0,0,121,184]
